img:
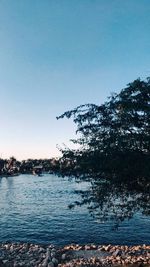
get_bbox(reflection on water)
[0,174,149,245]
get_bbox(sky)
[0,0,150,160]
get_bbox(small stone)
[52,258,58,266]
[30,259,37,264]
[51,248,56,252]
[113,249,122,257]
[35,259,42,265]
[10,246,14,252]
[46,249,51,259]
[48,263,54,267]
[51,252,56,257]
[85,245,91,250]
[3,260,8,264]
[41,258,48,267]
[61,254,66,260]
[18,262,26,266]
[48,245,55,250]
[91,244,96,249]
[5,244,10,250]
[105,245,111,251]
[39,248,45,253]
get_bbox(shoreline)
[0,243,149,267]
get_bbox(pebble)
[46,249,51,259]
[62,253,66,260]
[112,248,121,257]
[52,257,58,266]
[51,252,56,257]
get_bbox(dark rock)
[112,249,122,257]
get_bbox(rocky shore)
[0,243,149,267]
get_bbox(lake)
[0,174,149,245]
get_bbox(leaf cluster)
[57,78,150,223]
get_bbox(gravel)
[0,243,149,267]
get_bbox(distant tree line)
[0,157,60,176]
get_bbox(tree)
[57,78,150,223]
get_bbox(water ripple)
[0,174,149,245]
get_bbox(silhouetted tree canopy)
[57,78,150,223]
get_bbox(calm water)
[0,174,149,245]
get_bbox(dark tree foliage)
[57,78,150,224]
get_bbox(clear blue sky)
[0,0,149,160]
